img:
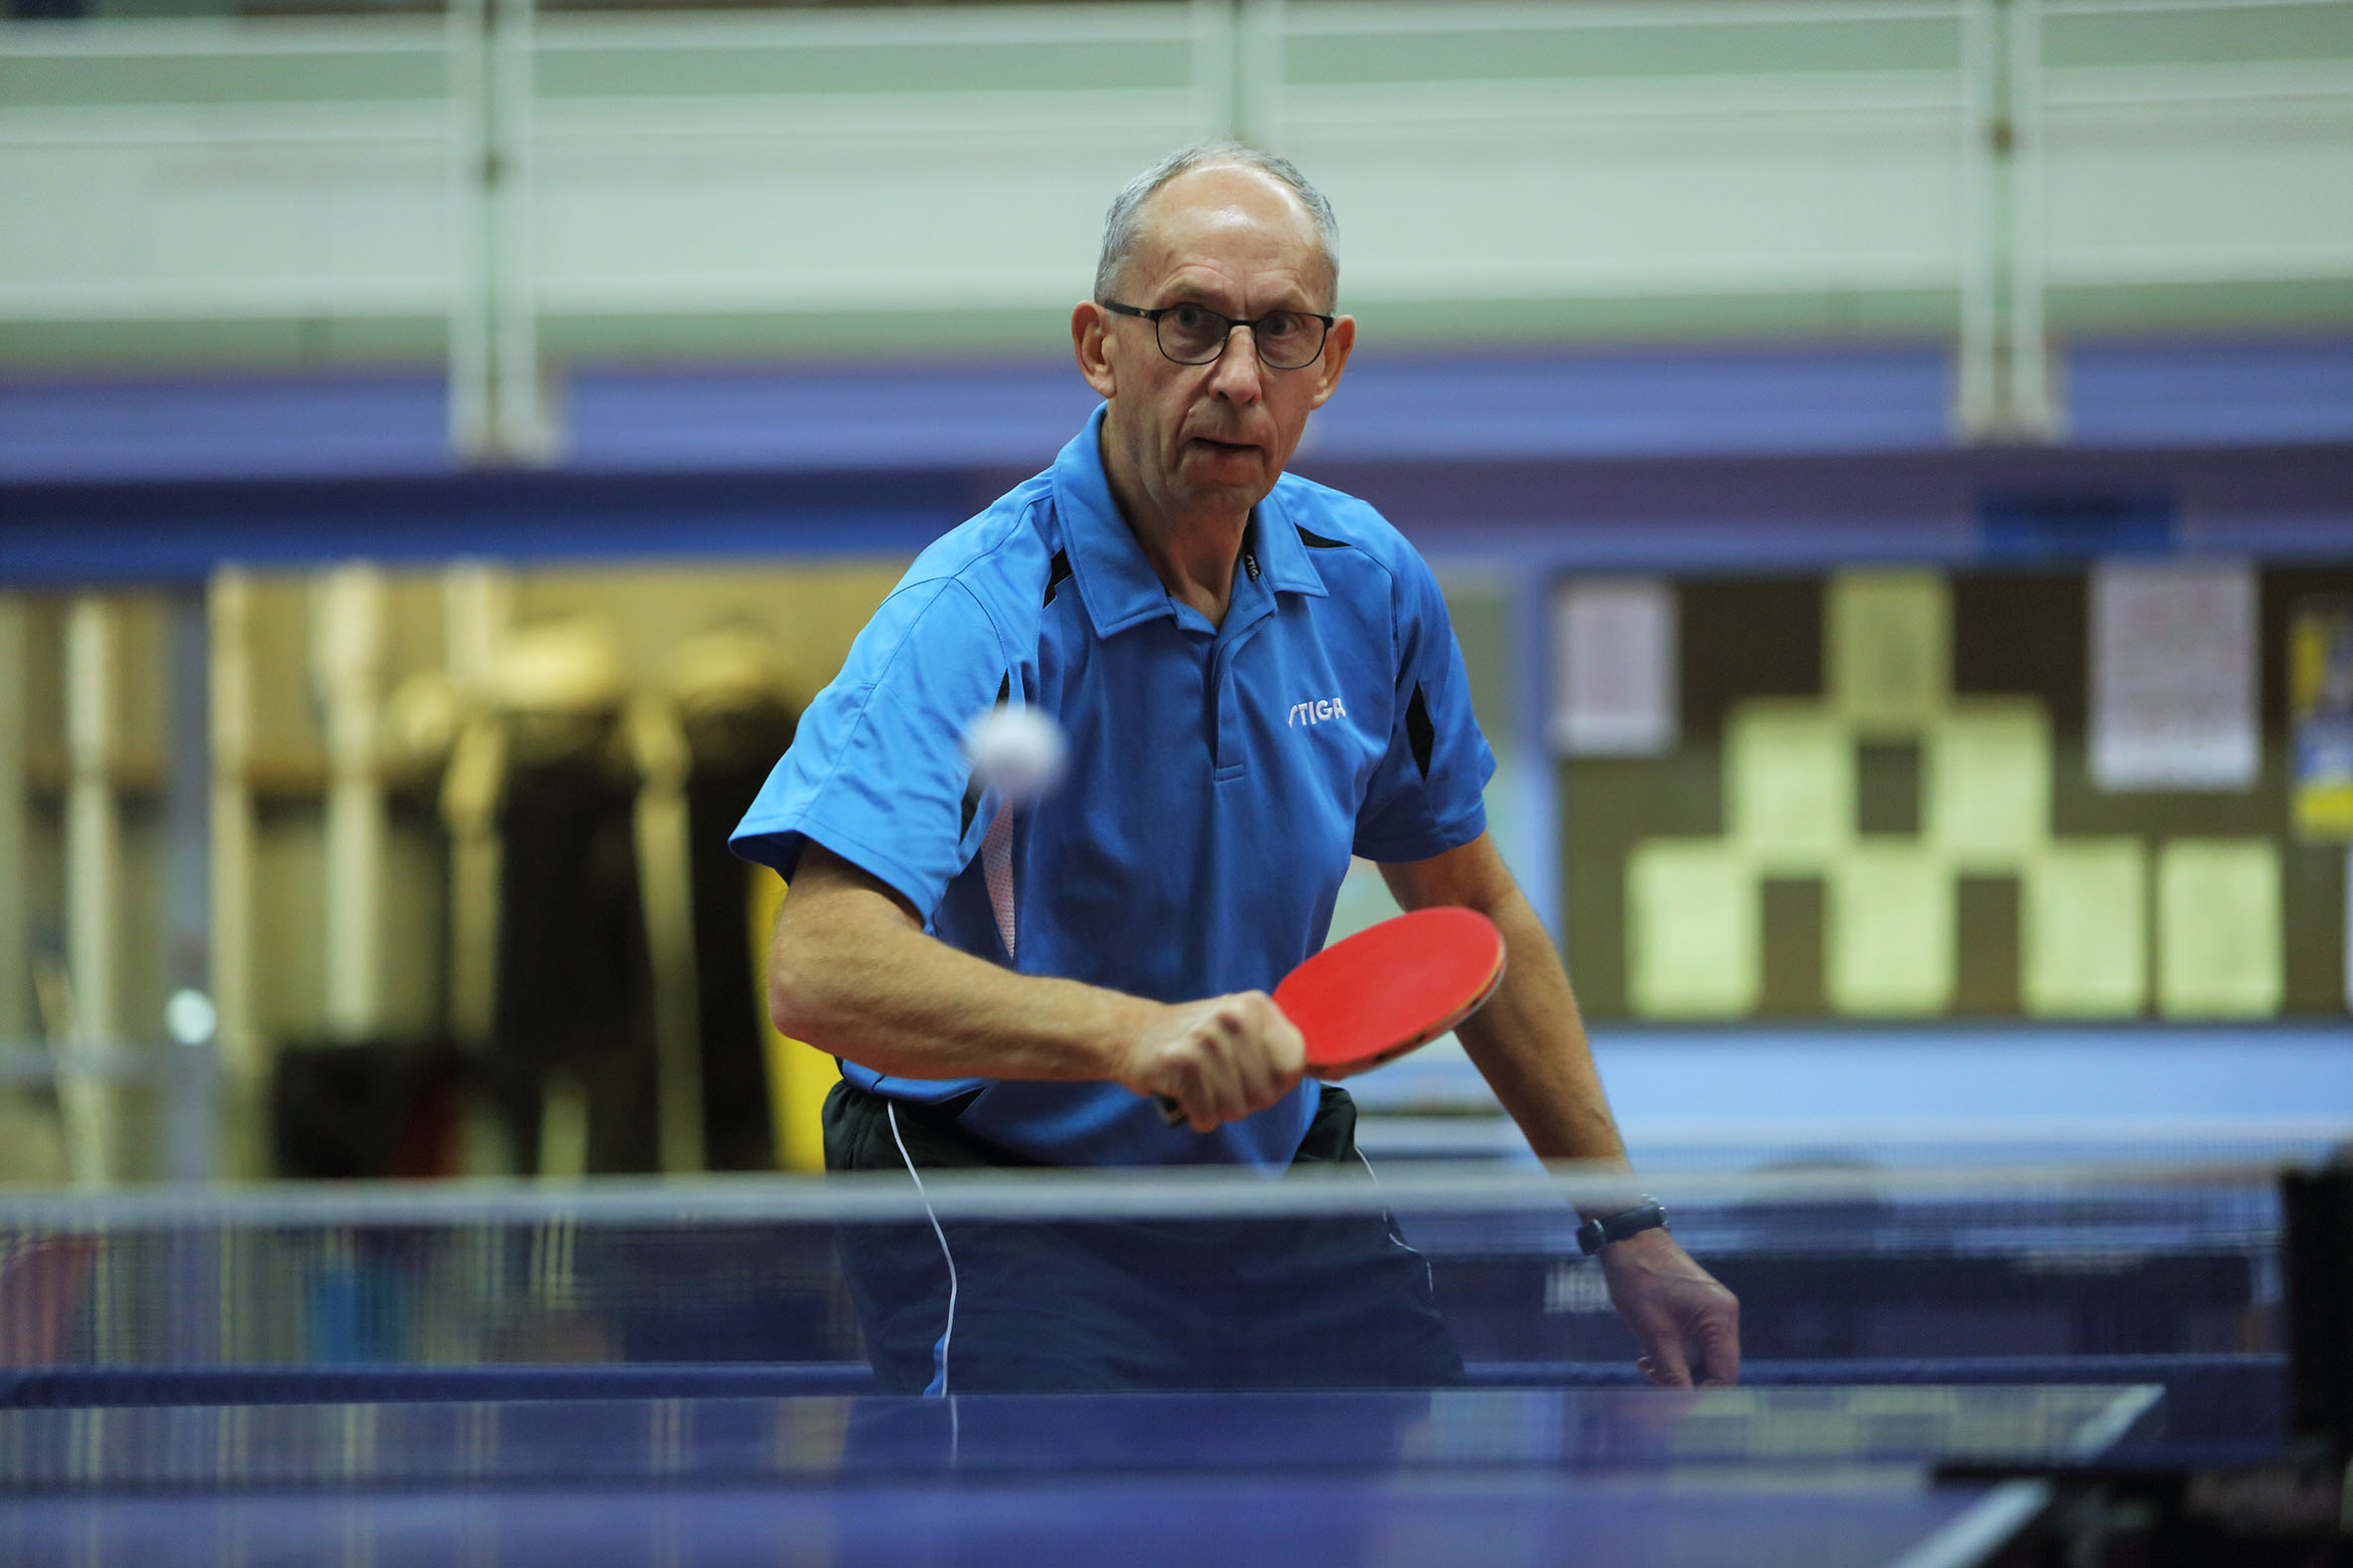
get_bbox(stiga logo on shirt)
[1288,697,1347,728]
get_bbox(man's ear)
[1305,314,1355,411]
[1072,302,1116,399]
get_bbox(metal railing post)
[0,595,27,1051]
[1958,0,2058,441]
[62,596,119,1188]
[448,0,495,459]
[209,569,263,1175]
[1236,0,1287,152]
[163,585,217,1184]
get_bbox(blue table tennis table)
[0,1380,2165,1568]
[0,1159,2341,1566]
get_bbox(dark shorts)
[824,1079,1464,1395]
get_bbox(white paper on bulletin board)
[2090,560,2258,791]
[1551,577,1677,757]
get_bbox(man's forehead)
[1129,164,1326,292]
[1149,161,1310,225]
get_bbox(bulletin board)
[1558,566,2353,1021]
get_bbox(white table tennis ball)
[962,706,1066,802]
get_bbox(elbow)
[760,850,919,1053]
[764,929,835,1046]
[767,975,828,1049]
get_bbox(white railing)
[0,0,2345,452]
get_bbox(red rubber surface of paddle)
[1275,906,1507,1080]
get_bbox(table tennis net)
[0,1162,2286,1392]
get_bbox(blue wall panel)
[4,339,2348,581]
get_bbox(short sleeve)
[730,578,1007,919]
[1351,551,1497,863]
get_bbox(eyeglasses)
[1099,301,1333,371]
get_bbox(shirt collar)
[1053,404,1327,639]
[1244,483,1328,599]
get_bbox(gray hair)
[1093,140,1340,310]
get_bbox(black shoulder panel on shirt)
[1043,550,1072,606]
[1294,525,1347,550]
[1406,682,1435,780]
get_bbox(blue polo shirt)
[731,405,1494,1169]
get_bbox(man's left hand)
[1598,1228,1742,1388]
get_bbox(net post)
[2282,1151,2353,1460]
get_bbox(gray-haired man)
[736,142,1740,1393]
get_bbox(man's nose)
[1207,326,1266,402]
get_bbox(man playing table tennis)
[732,142,1739,1396]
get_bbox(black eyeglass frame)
[1098,300,1336,370]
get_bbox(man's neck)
[1136,509,1248,625]
[1100,439,1249,627]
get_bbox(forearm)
[766,852,1152,1085]
[1383,837,1741,1387]
[1379,835,1633,1178]
[1452,889,1630,1171]
[1505,921,1744,1386]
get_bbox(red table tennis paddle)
[1158,906,1508,1125]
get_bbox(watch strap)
[1575,1198,1668,1255]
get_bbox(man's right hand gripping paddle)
[1144,907,1507,1130]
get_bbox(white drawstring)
[887,1100,959,1400]
[1356,1144,1435,1295]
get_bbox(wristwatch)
[1575,1197,1668,1255]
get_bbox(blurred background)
[2,0,2350,1191]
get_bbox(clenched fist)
[1118,992,1307,1132]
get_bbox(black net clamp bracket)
[2283,1158,2353,1461]
[1575,1198,1668,1256]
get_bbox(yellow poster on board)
[2157,840,2282,1018]
[1626,840,1760,1018]
[1924,699,2051,872]
[1726,700,1851,872]
[2020,840,2146,1018]
[2290,600,2353,840]
[1826,843,1955,1016]
[1829,571,1949,736]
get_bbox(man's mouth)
[1193,437,1258,457]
